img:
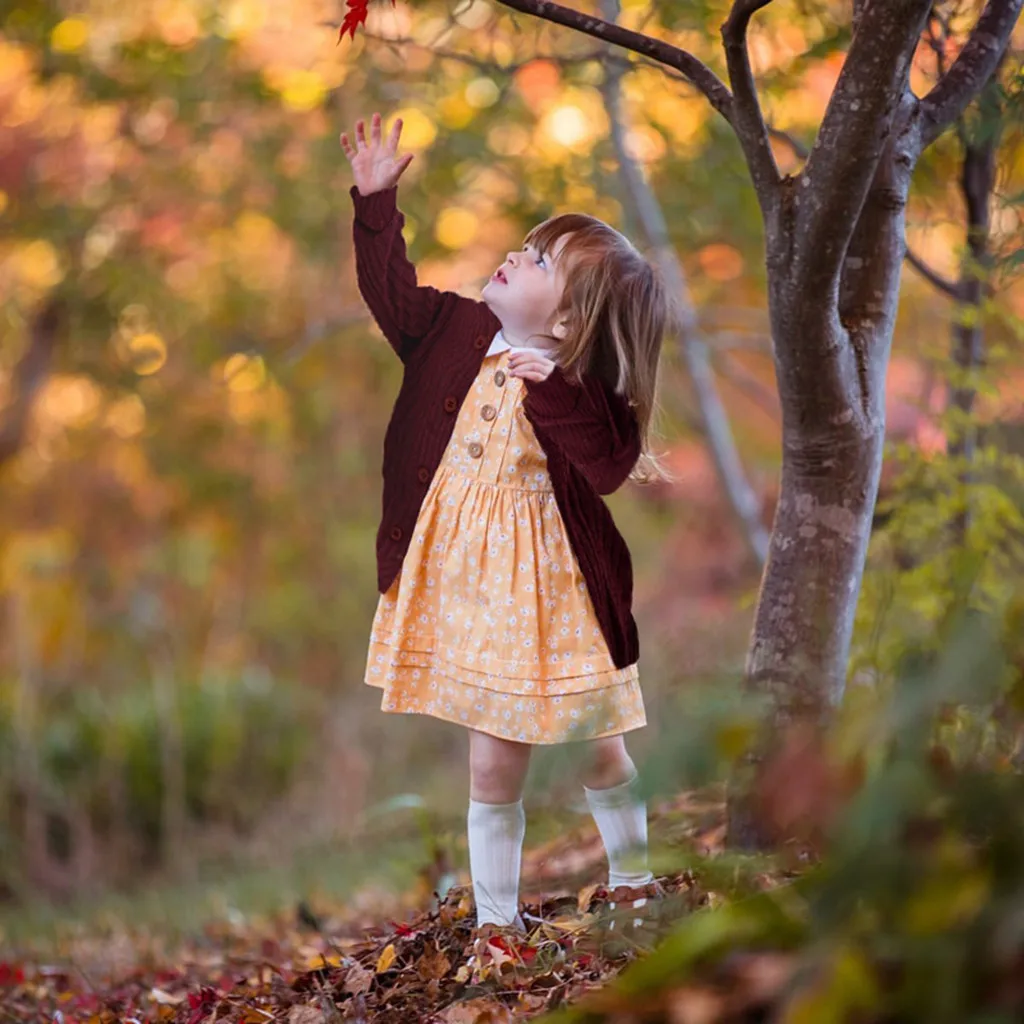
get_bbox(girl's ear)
[552,319,568,340]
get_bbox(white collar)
[486,330,553,357]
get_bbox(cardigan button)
[417,466,430,483]
[468,441,483,459]
[443,395,458,413]
[494,370,506,387]
[389,525,403,541]
[481,404,496,422]
[473,334,487,349]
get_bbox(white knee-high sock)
[467,798,526,927]
[584,770,654,889]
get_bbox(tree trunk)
[487,0,1023,848]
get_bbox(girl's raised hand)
[340,112,414,197]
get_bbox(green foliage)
[852,305,1024,688]
[0,669,312,889]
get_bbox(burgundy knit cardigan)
[351,186,641,669]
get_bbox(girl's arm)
[342,113,455,362]
[522,368,641,495]
[351,186,455,362]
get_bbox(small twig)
[905,245,961,299]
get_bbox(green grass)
[0,832,428,953]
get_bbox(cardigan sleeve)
[523,366,641,495]
[350,186,450,362]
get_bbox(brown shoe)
[599,878,667,954]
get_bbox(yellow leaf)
[577,882,601,913]
[375,943,397,973]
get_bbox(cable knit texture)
[351,186,641,669]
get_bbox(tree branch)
[919,0,1022,150]
[721,0,781,215]
[794,0,932,296]
[0,298,62,471]
[491,0,736,126]
[904,244,961,298]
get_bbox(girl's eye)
[535,254,546,267]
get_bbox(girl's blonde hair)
[523,213,669,484]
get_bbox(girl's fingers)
[340,133,355,158]
[388,117,403,152]
[395,152,414,176]
[355,119,367,147]
[370,111,382,145]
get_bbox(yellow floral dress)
[364,342,645,744]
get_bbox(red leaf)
[0,963,25,986]
[337,0,397,41]
[338,0,369,41]
[186,986,219,1024]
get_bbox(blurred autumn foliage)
[2,5,1024,1004]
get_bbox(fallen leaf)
[287,1006,324,1024]
[342,965,373,995]
[577,883,602,913]
[439,997,513,1023]
[375,943,397,974]
[150,988,185,1006]
[416,947,451,982]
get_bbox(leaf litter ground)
[1,788,797,1022]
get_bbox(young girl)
[340,112,667,936]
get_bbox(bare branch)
[795,0,932,296]
[904,245,961,299]
[491,0,736,126]
[721,0,781,214]
[919,0,1022,150]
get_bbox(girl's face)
[481,235,570,346]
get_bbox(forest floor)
[0,787,799,1023]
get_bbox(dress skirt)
[364,346,646,744]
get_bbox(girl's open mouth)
[492,269,507,284]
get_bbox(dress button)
[468,441,484,459]
[473,335,487,349]
[481,404,497,422]
[494,370,506,387]
[389,525,403,541]
[443,395,458,413]
[417,466,430,483]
